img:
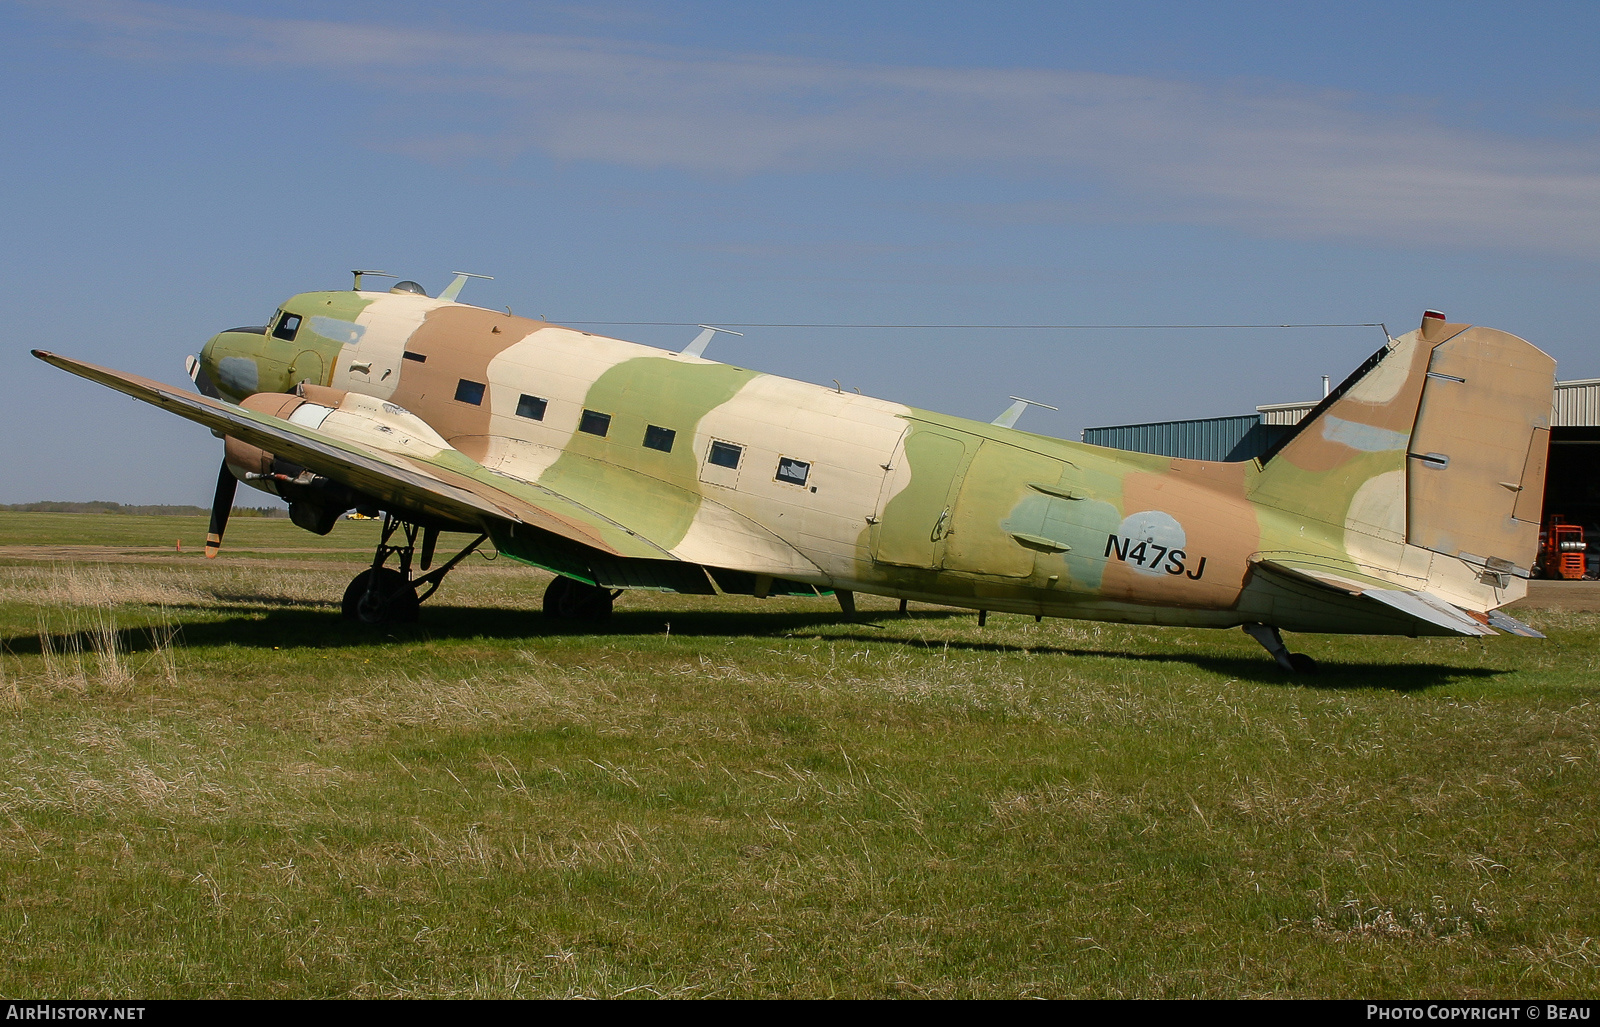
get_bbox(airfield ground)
[1,511,1597,998]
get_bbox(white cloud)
[43,0,1600,255]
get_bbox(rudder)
[1404,325,1555,579]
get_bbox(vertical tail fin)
[1252,314,1554,606]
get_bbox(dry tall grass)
[16,573,187,697]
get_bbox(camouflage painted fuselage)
[197,290,1555,635]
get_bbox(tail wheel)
[342,567,420,624]
[542,576,616,621]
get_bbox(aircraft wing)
[33,350,687,565]
[1249,556,1543,638]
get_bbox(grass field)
[1,511,1597,998]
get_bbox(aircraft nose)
[199,324,270,401]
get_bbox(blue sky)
[3,0,1597,504]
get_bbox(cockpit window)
[272,312,301,341]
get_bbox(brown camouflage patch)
[388,307,549,462]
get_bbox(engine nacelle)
[224,385,453,535]
[224,388,364,535]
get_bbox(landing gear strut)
[341,513,487,625]
[1243,623,1318,673]
[542,576,620,621]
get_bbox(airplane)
[34,272,1557,672]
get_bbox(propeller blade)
[206,461,237,559]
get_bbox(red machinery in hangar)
[1538,518,1589,580]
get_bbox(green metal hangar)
[1083,377,1600,579]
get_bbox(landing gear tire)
[1287,652,1318,674]
[542,576,616,621]
[342,568,420,625]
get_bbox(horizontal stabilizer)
[1361,588,1495,637]
[1252,557,1498,637]
[1249,558,1368,595]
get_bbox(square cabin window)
[776,457,810,487]
[272,312,301,341]
[643,425,675,452]
[455,379,486,405]
[579,409,611,437]
[708,440,743,469]
[516,394,547,420]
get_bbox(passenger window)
[455,379,486,405]
[708,440,743,469]
[776,457,810,486]
[272,312,301,341]
[643,425,675,452]
[579,410,611,437]
[403,351,427,363]
[516,394,547,420]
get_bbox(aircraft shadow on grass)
[2,602,1505,692]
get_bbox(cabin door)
[870,428,973,569]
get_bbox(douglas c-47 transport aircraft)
[35,272,1557,672]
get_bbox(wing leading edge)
[32,350,698,574]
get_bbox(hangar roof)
[1084,379,1599,460]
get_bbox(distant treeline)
[1,501,288,518]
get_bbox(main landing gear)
[542,576,621,621]
[1243,623,1318,674]
[341,513,488,625]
